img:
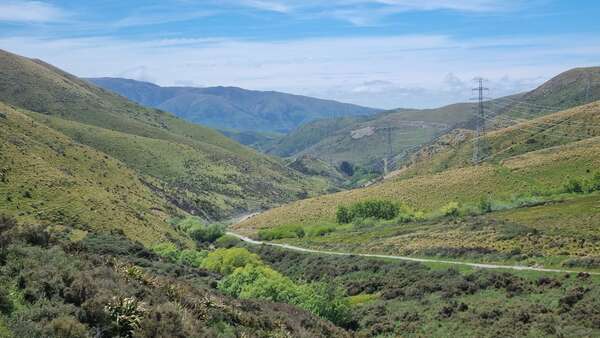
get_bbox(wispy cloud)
[113,10,217,28]
[0,1,67,23]
[229,0,521,25]
[2,33,598,108]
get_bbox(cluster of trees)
[336,199,400,224]
[171,216,225,243]
[201,247,352,326]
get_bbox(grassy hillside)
[399,100,600,178]
[0,49,329,219]
[234,102,600,267]
[88,77,379,133]
[269,67,600,174]
[0,102,188,246]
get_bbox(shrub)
[258,225,305,241]
[352,217,377,229]
[479,197,493,214]
[46,316,89,338]
[201,248,262,275]
[175,217,225,243]
[563,178,583,194]
[306,225,336,237]
[219,264,351,326]
[151,243,180,262]
[214,235,241,248]
[177,249,207,268]
[337,200,400,224]
[105,296,146,337]
[440,202,460,217]
[0,288,13,315]
[585,172,600,193]
[336,206,352,224]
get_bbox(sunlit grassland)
[0,102,190,246]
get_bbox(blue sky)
[1,1,600,108]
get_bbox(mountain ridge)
[88,77,380,133]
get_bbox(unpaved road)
[226,231,600,276]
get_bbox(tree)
[201,248,262,275]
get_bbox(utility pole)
[472,77,489,164]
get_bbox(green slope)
[235,102,600,267]
[269,67,600,173]
[0,49,328,219]
[0,102,189,246]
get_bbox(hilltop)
[87,77,379,134]
[269,67,600,173]
[0,49,330,220]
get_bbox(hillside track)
[227,231,600,276]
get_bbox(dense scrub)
[0,216,349,337]
[248,244,600,337]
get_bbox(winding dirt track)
[226,231,600,276]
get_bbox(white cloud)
[0,1,66,23]
[229,0,521,25]
[1,33,598,108]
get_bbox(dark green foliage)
[173,217,225,243]
[564,178,584,193]
[214,234,242,248]
[47,316,89,338]
[0,288,13,315]
[336,199,399,224]
[339,161,354,176]
[257,224,305,240]
[479,197,493,213]
[336,206,352,224]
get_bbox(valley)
[1,46,600,337]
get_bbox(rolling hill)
[269,67,600,173]
[234,100,600,268]
[87,77,379,133]
[0,49,328,221]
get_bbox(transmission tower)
[472,77,489,164]
[383,126,393,174]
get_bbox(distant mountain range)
[87,77,379,133]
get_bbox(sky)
[1,1,600,109]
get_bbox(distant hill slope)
[87,77,379,133]
[236,100,600,234]
[270,67,600,172]
[0,49,328,220]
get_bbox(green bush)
[201,248,262,275]
[258,225,305,241]
[174,217,225,243]
[151,243,206,267]
[219,264,351,326]
[479,197,493,214]
[563,178,584,194]
[0,289,13,315]
[214,235,241,248]
[336,206,352,224]
[151,243,180,262]
[440,202,460,217]
[336,200,400,224]
[306,225,336,237]
[46,316,89,338]
[177,249,207,267]
[585,172,600,193]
